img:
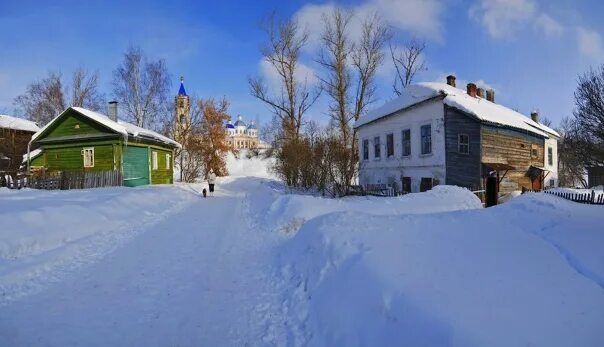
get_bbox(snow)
[1,156,603,345]
[0,114,40,133]
[21,148,42,163]
[30,107,181,148]
[225,150,276,179]
[355,82,560,138]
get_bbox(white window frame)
[82,147,94,168]
[152,151,158,170]
[166,153,171,170]
[547,147,553,166]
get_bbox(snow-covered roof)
[0,114,40,133]
[31,107,181,148]
[355,82,559,138]
[22,148,42,163]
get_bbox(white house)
[354,76,559,194]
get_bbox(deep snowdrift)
[273,192,604,346]
[0,186,197,303]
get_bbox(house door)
[531,175,542,191]
[123,146,150,187]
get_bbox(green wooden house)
[28,106,181,187]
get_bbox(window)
[549,179,555,187]
[548,147,553,166]
[531,148,538,158]
[362,139,369,160]
[374,136,381,159]
[401,129,411,156]
[166,154,171,169]
[421,124,432,155]
[82,147,94,168]
[386,133,394,157]
[152,151,158,170]
[458,134,469,154]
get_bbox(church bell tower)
[174,76,190,144]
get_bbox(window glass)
[83,147,94,168]
[548,147,553,166]
[458,134,469,154]
[421,124,432,154]
[363,139,369,160]
[374,136,381,159]
[401,129,411,156]
[386,133,394,157]
[152,151,158,170]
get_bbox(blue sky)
[1,0,603,128]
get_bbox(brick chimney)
[466,83,477,97]
[476,88,485,98]
[486,89,495,102]
[446,75,456,87]
[107,101,118,122]
[531,111,539,123]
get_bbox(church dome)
[247,121,257,130]
[234,115,246,127]
[225,120,235,129]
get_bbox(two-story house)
[354,75,559,194]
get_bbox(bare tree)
[14,68,105,126]
[573,65,604,165]
[558,117,589,187]
[71,67,105,110]
[112,45,171,131]
[390,38,427,95]
[14,72,65,125]
[540,116,553,127]
[315,10,389,194]
[317,8,354,144]
[249,13,321,141]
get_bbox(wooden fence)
[27,170,123,190]
[542,189,604,205]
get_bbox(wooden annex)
[0,115,40,180]
[28,106,181,187]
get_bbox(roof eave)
[355,94,445,129]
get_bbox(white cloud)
[534,13,564,38]
[577,27,604,60]
[258,59,319,94]
[469,0,536,39]
[295,0,444,53]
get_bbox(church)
[173,77,268,150]
[225,115,260,150]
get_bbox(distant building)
[0,114,40,177]
[225,115,270,150]
[354,75,559,194]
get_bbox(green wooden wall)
[45,110,113,139]
[150,147,174,185]
[45,143,117,172]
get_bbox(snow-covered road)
[0,178,286,345]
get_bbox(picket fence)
[27,170,123,190]
[543,189,604,205]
